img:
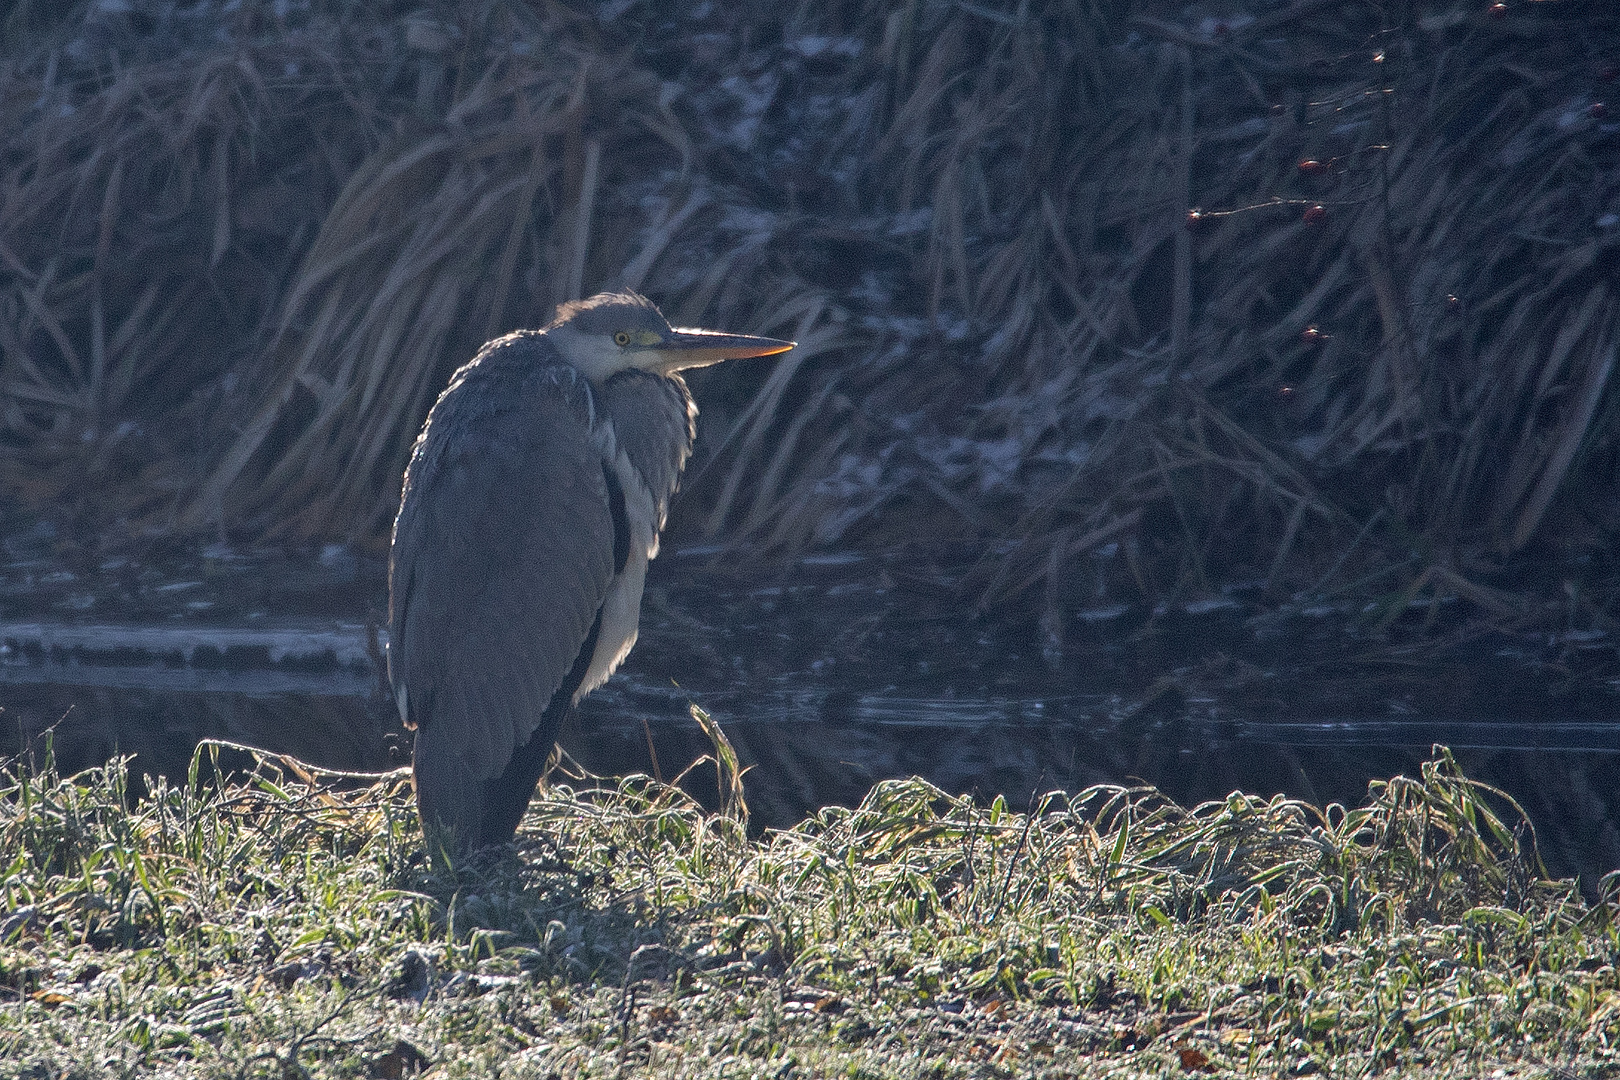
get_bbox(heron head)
[546,290,794,382]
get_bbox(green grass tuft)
[1,741,1616,1077]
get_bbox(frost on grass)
[0,741,1617,1078]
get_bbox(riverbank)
[5,3,1620,637]
[1,740,1615,1078]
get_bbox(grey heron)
[388,291,793,858]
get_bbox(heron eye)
[614,331,630,346]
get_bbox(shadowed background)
[3,0,1620,895]
[1,0,1617,632]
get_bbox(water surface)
[3,539,1617,885]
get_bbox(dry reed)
[1,0,1616,624]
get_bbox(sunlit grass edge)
[1,736,1617,1078]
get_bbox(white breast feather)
[576,419,661,703]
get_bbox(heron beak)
[653,328,795,372]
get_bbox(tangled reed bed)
[1,1,1617,628]
[1,741,1617,1075]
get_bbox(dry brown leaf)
[368,1038,431,1079]
[1174,1039,1213,1071]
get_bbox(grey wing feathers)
[389,362,614,842]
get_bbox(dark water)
[3,535,1619,887]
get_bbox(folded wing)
[389,362,615,849]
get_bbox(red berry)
[1592,102,1610,119]
[1278,385,1295,399]
[1303,204,1327,224]
[1487,2,1507,16]
[1446,294,1462,312]
[1186,209,1205,229]
[1301,325,1328,344]
[1298,159,1327,175]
